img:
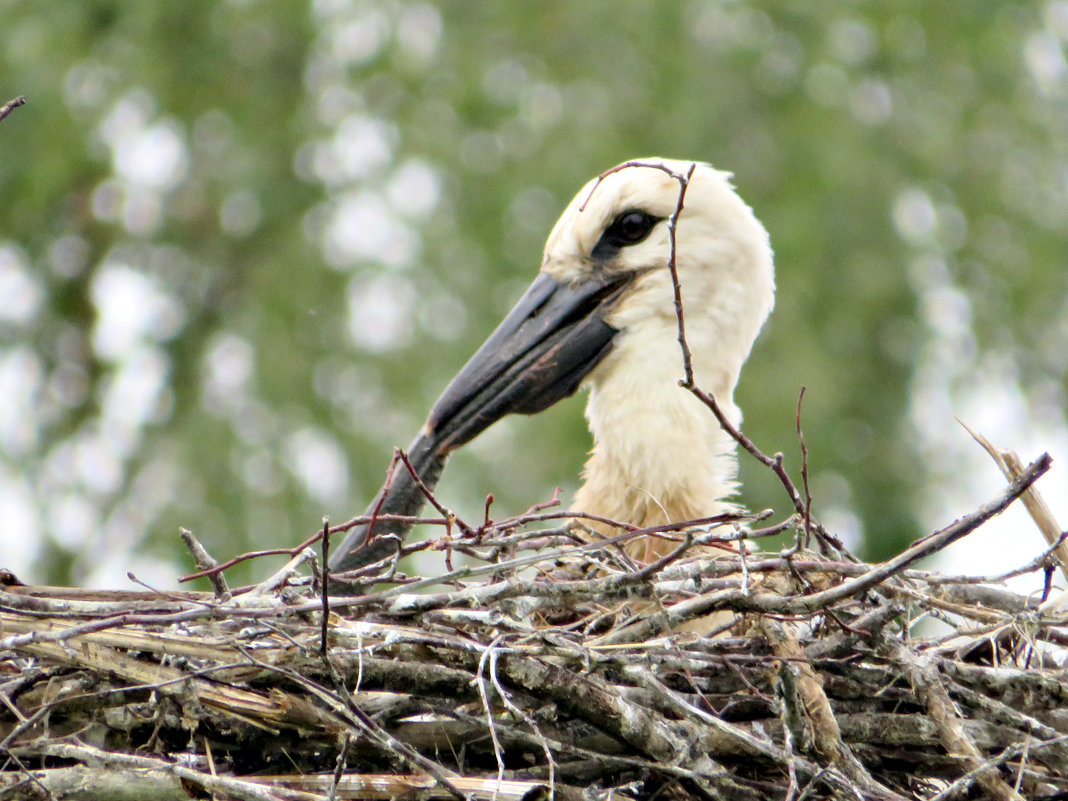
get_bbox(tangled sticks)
[1,449,1066,801]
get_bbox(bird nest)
[1,448,1066,801]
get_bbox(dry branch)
[1,458,1066,800]
[0,96,25,124]
[961,421,1068,587]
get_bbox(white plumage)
[548,159,775,556]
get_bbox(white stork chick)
[330,158,774,576]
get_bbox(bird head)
[423,158,774,454]
[544,158,775,395]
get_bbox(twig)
[179,528,231,600]
[665,163,698,386]
[326,733,350,801]
[779,696,800,801]
[397,447,473,536]
[236,547,316,601]
[320,518,331,656]
[960,420,1068,586]
[689,384,807,516]
[487,649,557,801]
[475,638,508,797]
[0,96,25,124]
[796,387,814,548]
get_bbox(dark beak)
[328,270,634,579]
[425,270,632,453]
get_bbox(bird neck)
[573,324,742,549]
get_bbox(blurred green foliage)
[0,2,1065,587]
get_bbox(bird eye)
[610,211,656,245]
[591,210,660,261]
